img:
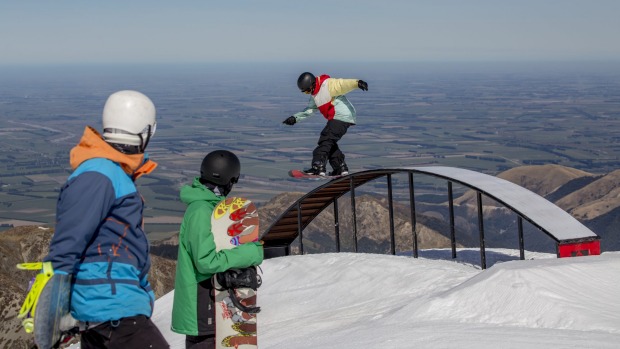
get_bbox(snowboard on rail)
[288,169,344,180]
[211,197,261,348]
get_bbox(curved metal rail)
[261,166,600,267]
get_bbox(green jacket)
[171,177,264,336]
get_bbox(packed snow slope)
[146,250,620,349]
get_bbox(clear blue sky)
[1,0,619,65]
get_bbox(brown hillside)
[556,169,620,220]
[257,191,306,237]
[498,164,594,196]
[0,226,55,349]
[454,164,594,206]
[258,192,453,253]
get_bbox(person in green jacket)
[283,72,368,176]
[171,150,264,349]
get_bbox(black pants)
[186,334,216,349]
[312,119,351,170]
[80,315,169,349]
[185,279,216,348]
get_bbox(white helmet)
[102,90,156,152]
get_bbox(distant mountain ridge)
[506,165,620,250]
[494,164,620,222]
[455,164,597,206]
[555,169,620,220]
[258,192,456,254]
[453,164,619,250]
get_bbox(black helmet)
[200,150,241,186]
[297,72,316,93]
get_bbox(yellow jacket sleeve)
[327,78,359,97]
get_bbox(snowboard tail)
[288,169,344,180]
[34,273,74,349]
[17,262,76,349]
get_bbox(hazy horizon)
[2,61,620,85]
[2,1,620,65]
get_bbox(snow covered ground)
[149,249,620,349]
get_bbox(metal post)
[333,198,341,252]
[518,216,525,260]
[408,172,418,258]
[297,201,304,255]
[387,174,395,255]
[350,176,358,253]
[476,192,486,269]
[448,181,456,259]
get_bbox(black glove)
[358,80,368,91]
[283,116,296,125]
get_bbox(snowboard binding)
[214,266,262,314]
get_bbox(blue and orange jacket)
[44,126,158,322]
[292,74,360,124]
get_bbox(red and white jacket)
[293,75,360,124]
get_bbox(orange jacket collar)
[70,126,157,178]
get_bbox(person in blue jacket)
[43,90,169,348]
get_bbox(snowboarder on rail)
[283,72,368,176]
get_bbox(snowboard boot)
[303,163,326,176]
[329,163,349,176]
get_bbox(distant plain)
[1,62,619,239]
